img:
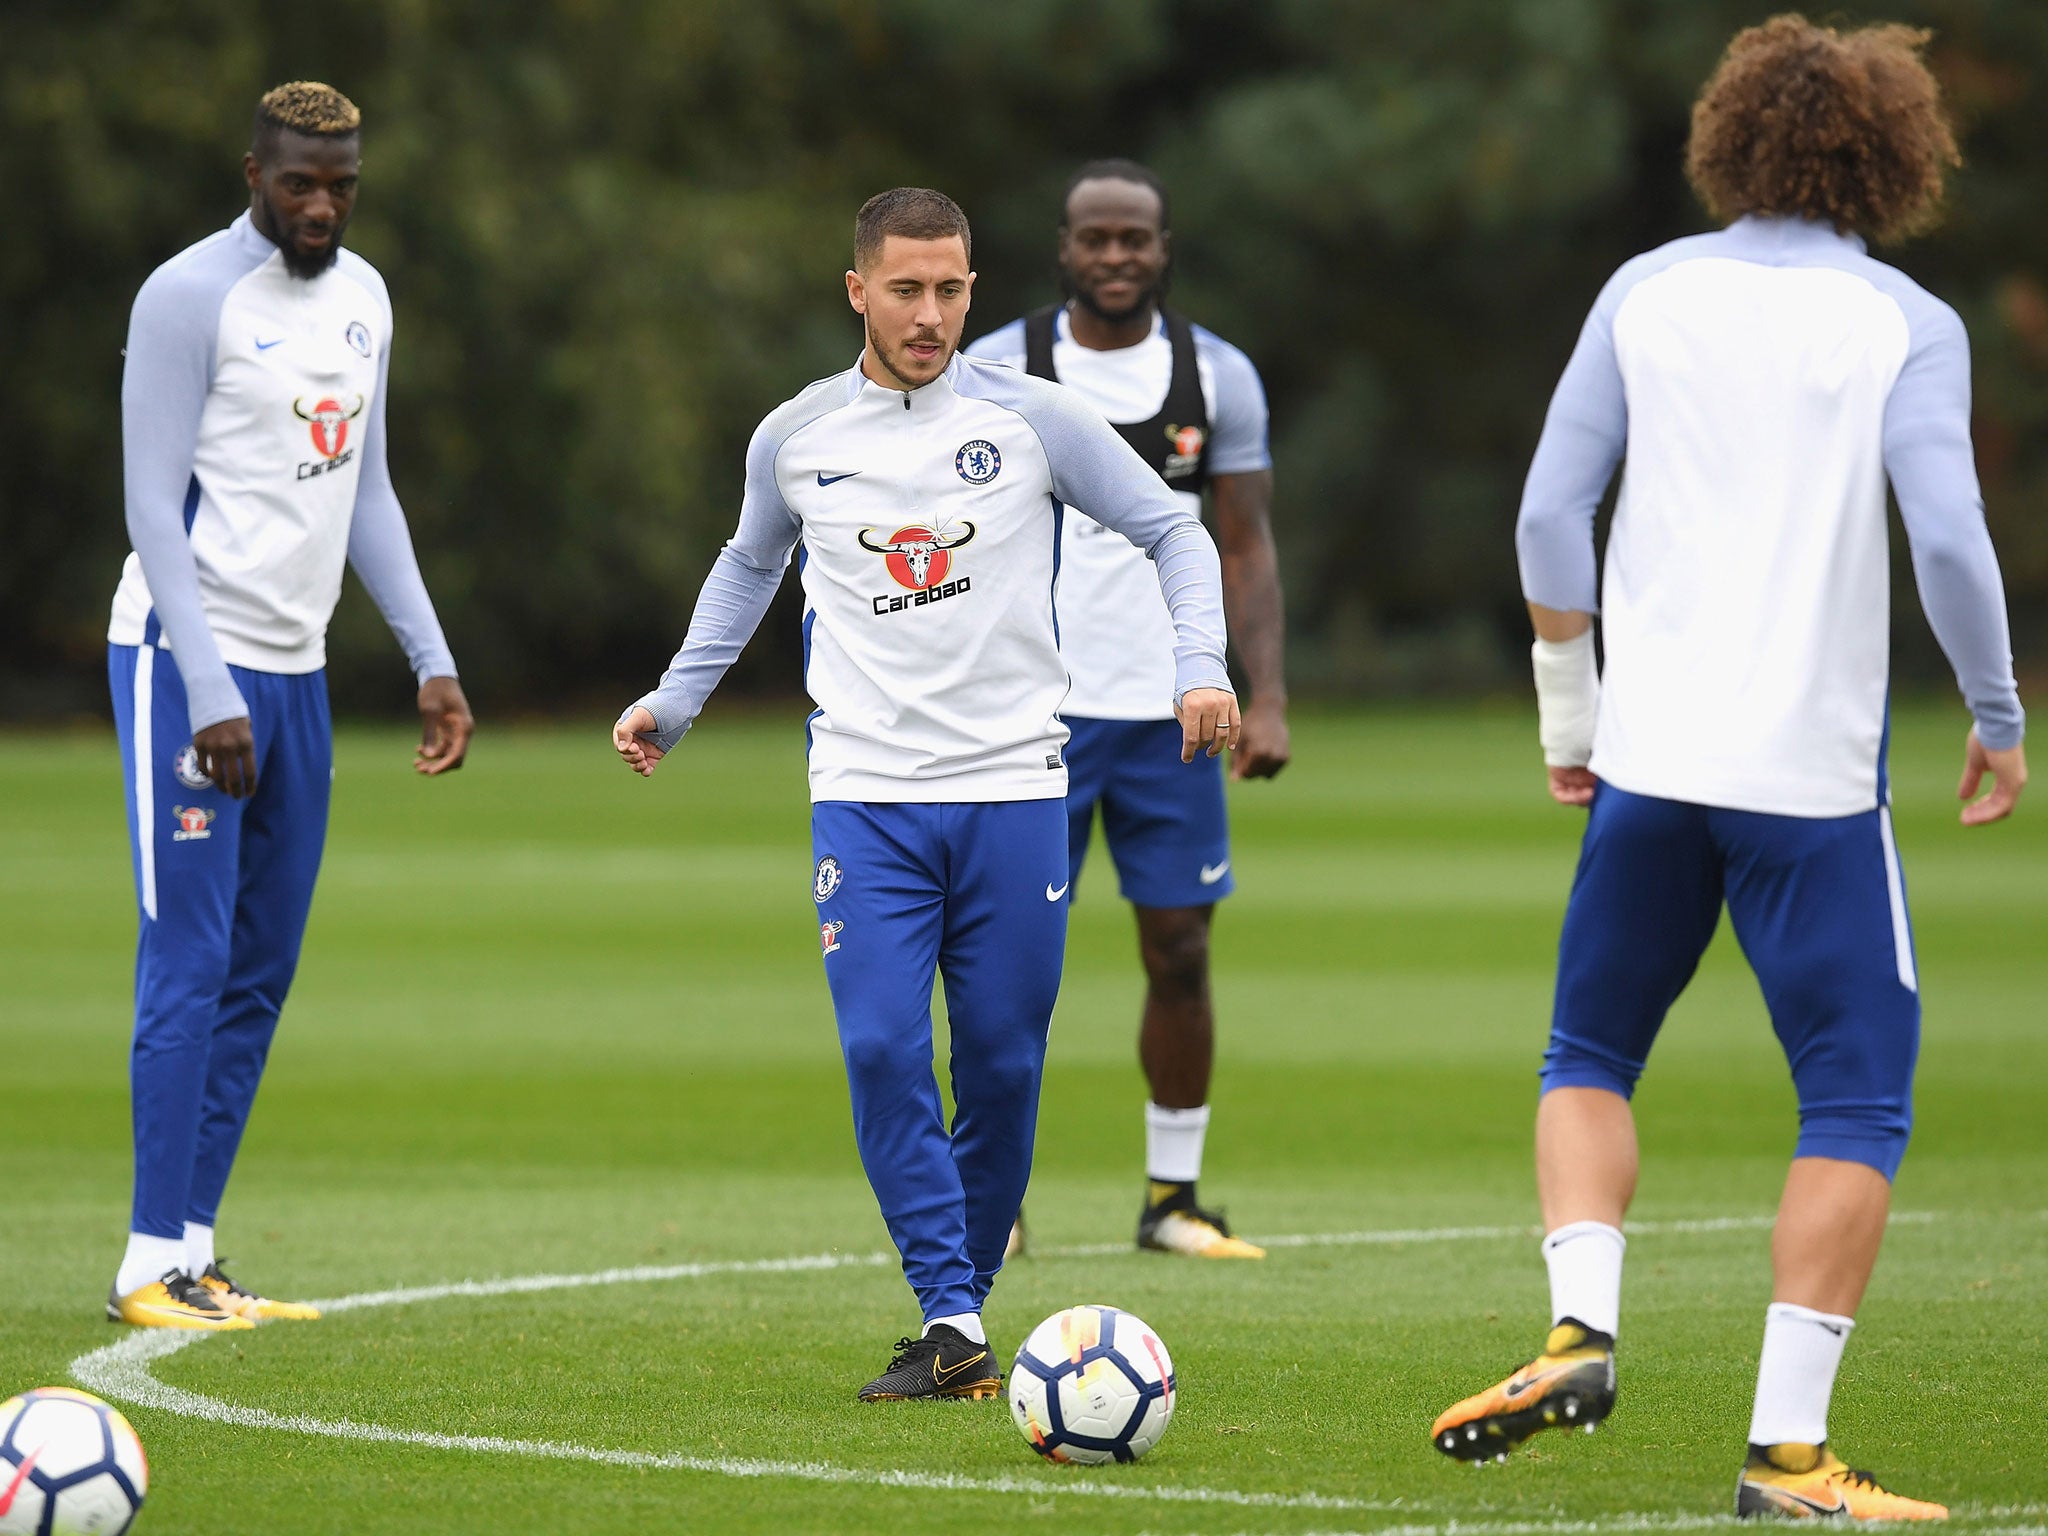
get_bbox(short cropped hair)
[252,81,361,155]
[1686,14,1959,243]
[853,188,971,271]
[1061,158,1171,231]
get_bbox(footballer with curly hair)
[1429,16,2025,1518]
[105,83,472,1329]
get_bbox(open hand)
[1175,688,1242,763]
[1959,729,2026,826]
[415,676,474,776]
[614,706,667,778]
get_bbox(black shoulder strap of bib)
[1159,307,1207,437]
[1022,304,1061,381]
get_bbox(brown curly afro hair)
[1686,14,1960,244]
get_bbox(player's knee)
[1793,1102,1913,1181]
[839,1027,925,1087]
[1138,917,1210,1001]
[1538,1030,1645,1100]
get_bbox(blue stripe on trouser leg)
[187,670,331,1226]
[1541,786,1725,1099]
[813,800,1068,1322]
[1714,803,1918,1178]
[109,644,331,1238]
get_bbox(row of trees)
[5,0,2043,718]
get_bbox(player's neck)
[1064,299,1157,352]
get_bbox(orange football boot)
[1736,1442,1947,1520]
[1430,1318,1615,1462]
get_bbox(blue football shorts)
[1542,781,1921,1179]
[1064,716,1233,909]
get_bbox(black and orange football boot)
[857,1325,1002,1402]
[1736,1442,1948,1520]
[1430,1317,1615,1462]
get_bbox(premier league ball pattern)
[1010,1305,1176,1465]
[0,1388,147,1536]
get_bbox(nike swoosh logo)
[255,337,285,351]
[1046,883,1069,901]
[1199,861,1230,884]
[933,1349,990,1383]
[1502,1361,1576,1401]
[817,471,860,486]
[1753,1482,1848,1516]
[0,1445,41,1516]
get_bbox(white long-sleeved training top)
[109,213,456,733]
[633,352,1232,803]
[1517,216,2024,818]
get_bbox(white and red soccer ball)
[0,1388,146,1535]
[1010,1305,1176,1464]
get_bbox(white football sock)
[1747,1302,1854,1446]
[1144,1102,1210,1184]
[1543,1219,1625,1338]
[116,1232,187,1298]
[183,1221,216,1278]
[924,1312,985,1345]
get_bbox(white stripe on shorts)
[133,645,157,921]
[1877,805,1916,993]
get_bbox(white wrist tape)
[1532,631,1599,768]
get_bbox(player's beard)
[258,189,349,281]
[867,313,952,390]
[1063,269,1166,324]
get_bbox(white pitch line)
[67,1212,1949,1517]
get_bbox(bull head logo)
[293,393,366,460]
[859,522,976,591]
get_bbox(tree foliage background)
[5,0,2044,720]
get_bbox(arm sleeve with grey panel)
[342,270,460,685]
[121,266,250,734]
[629,399,814,751]
[1882,298,2025,749]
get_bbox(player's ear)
[243,152,262,193]
[845,269,866,315]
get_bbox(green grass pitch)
[3,706,2042,1534]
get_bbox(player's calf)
[1430,1318,1615,1462]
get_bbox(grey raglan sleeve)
[346,288,459,684]
[1884,302,2025,749]
[628,419,802,751]
[121,269,249,734]
[1023,382,1231,703]
[1515,269,1632,614]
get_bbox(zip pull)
[903,392,911,411]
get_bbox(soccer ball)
[1010,1305,1176,1464]
[0,1388,147,1535]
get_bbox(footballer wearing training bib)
[1429,20,2025,1519]
[968,160,1288,1261]
[614,188,1238,1402]
[106,83,472,1331]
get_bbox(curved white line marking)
[68,1214,1944,1516]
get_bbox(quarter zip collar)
[852,351,964,416]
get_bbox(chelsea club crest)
[814,856,844,903]
[173,744,213,789]
[955,440,1001,484]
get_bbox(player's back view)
[1430,16,2025,1520]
